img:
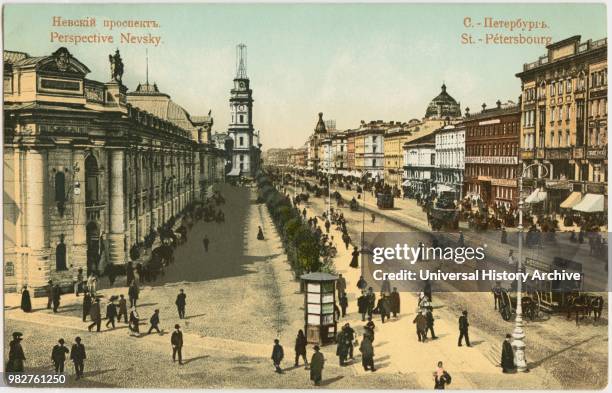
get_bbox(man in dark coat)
[271,339,284,373]
[342,323,355,359]
[51,338,69,373]
[126,262,135,286]
[356,276,367,291]
[377,295,391,323]
[128,282,139,308]
[88,299,101,332]
[82,291,92,322]
[357,292,368,321]
[46,280,53,309]
[105,300,117,329]
[20,286,32,313]
[359,334,376,371]
[310,345,324,386]
[425,307,438,339]
[366,288,376,319]
[413,310,428,342]
[294,330,308,367]
[6,332,25,372]
[339,293,348,318]
[175,289,186,319]
[117,294,128,323]
[148,309,161,334]
[336,274,347,299]
[458,310,470,347]
[202,235,209,252]
[501,334,515,373]
[364,318,376,343]
[390,287,400,317]
[52,284,61,313]
[70,337,86,380]
[335,330,349,366]
[171,324,183,365]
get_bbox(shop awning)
[525,189,547,204]
[401,180,411,187]
[573,193,605,213]
[560,192,582,209]
[437,184,453,193]
[227,168,241,176]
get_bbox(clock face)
[238,105,246,111]
[239,82,245,88]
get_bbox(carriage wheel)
[500,305,511,321]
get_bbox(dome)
[424,84,462,119]
[314,112,327,134]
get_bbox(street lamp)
[513,162,548,373]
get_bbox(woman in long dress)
[129,307,140,336]
[20,286,32,312]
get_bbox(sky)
[3,3,607,149]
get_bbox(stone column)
[26,149,51,291]
[72,151,87,274]
[108,149,126,265]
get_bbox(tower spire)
[236,43,248,79]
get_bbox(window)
[5,262,14,277]
[239,136,244,146]
[577,100,584,120]
[558,80,563,95]
[558,131,562,147]
[566,130,570,147]
[240,154,244,162]
[550,83,555,96]
[55,172,66,203]
[239,114,244,123]
[566,104,571,121]
[550,131,554,147]
[566,79,572,93]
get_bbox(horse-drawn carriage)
[376,192,394,209]
[349,197,359,211]
[495,287,541,321]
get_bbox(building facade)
[402,133,436,195]
[307,112,327,172]
[516,35,607,212]
[3,47,223,294]
[434,123,465,198]
[463,101,521,208]
[383,123,410,189]
[332,132,348,176]
[354,121,386,179]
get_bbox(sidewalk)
[296,200,553,389]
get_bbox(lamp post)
[513,162,548,373]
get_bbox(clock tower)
[227,43,258,178]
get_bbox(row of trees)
[256,171,333,277]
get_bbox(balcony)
[85,200,106,221]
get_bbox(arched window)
[55,171,66,216]
[56,235,67,271]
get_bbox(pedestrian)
[364,317,376,343]
[148,309,161,334]
[128,282,139,308]
[423,279,432,302]
[20,285,32,313]
[52,284,61,313]
[413,310,428,342]
[325,219,331,233]
[105,299,117,329]
[117,294,128,323]
[70,337,86,380]
[349,246,359,268]
[51,338,69,374]
[458,310,470,347]
[309,345,324,386]
[501,227,508,244]
[126,262,135,287]
[336,329,349,366]
[359,333,376,372]
[171,324,183,365]
[342,233,350,250]
[377,294,391,323]
[257,226,265,240]
[87,298,101,332]
[74,267,84,296]
[336,274,347,298]
[339,292,348,317]
[107,264,116,287]
[302,208,307,220]
[6,332,25,372]
[342,323,355,359]
[82,291,92,322]
[458,231,465,247]
[202,235,209,252]
[425,307,438,339]
[381,278,391,295]
[175,289,186,319]
[501,333,515,373]
[271,339,284,373]
[507,250,516,265]
[86,274,97,296]
[433,361,452,389]
[371,213,376,223]
[356,276,367,291]
[357,291,368,321]
[294,330,308,367]
[390,287,400,317]
[46,280,53,309]
[129,307,141,336]
[366,288,376,319]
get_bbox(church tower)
[227,43,257,178]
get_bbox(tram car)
[376,192,394,209]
